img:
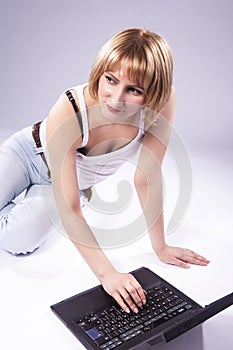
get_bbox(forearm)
[74,239,116,282]
[135,177,210,268]
[135,174,167,254]
[147,211,167,254]
[60,208,116,282]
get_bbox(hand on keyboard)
[76,283,194,349]
[100,271,147,313]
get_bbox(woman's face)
[97,62,146,122]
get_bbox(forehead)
[106,60,142,86]
[108,62,130,79]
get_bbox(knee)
[0,197,56,255]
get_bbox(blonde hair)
[88,28,173,113]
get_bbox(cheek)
[126,103,143,116]
[98,78,110,101]
[98,87,107,104]
[127,96,145,108]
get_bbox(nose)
[111,87,126,107]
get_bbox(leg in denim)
[0,127,59,255]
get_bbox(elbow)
[134,168,163,209]
[134,170,148,194]
[56,199,84,229]
[134,167,162,192]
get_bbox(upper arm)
[46,93,83,215]
[135,86,176,183]
[159,85,176,124]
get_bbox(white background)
[0,1,233,349]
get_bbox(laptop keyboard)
[75,284,193,349]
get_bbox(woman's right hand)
[100,270,147,313]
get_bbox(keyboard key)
[76,284,194,348]
[120,324,144,339]
[96,335,112,346]
[86,328,103,341]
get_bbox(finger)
[175,259,190,269]
[119,289,139,313]
[185,249,209,261]
[112,292,131,314]
[187,255,209,266]
[128,276,147,306]
[185,251,210,265]
[169,257,190,269]
[174,253,209,268]
[192,254,210,264]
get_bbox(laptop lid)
[144,292,233,348]
[50,267,233,349]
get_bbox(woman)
[0,28,209,314]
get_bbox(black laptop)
[51,267,233,349]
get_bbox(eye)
[105,74,116,85]
[128,87,144,96]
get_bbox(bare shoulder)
[46,91,83,149]
[140,86,176,165]
[159,85,176,123]
[144,85,176,132]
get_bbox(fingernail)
[138,302,142,307]
[143,299,146,305]
[125,308,130,313]
[133,307,138,313]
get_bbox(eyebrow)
[106,71,145,91]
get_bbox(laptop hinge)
[164,292,233,342]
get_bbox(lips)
[106,104,124,113]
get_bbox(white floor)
[0,129,232,349]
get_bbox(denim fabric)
[0,126,86,255]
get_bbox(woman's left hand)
[156,245,210,269]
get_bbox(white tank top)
[40,84,145,190]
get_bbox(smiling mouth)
[106,104,124,113]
